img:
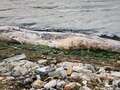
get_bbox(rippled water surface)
[0,0,120,35]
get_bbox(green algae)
[0,41,120,62]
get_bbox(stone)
[58,62,73,69]
[6,76,15,80]
[0,58,38,76]
[66,65,73,76]
[84,64,96,73]
[64,82,80,90]
[35,66,54,79]
[0,77,5,80]
[36,65,55,75]
[32,80,44,89]
[12,66,28,76]
[70,72,80,81]
[56,80,66,88]
[111,71,120,78]
[48,67,67,79]
[44,80,57,89]
[82,80,87,86]
[23,78,33,85]
[4,54,26,62]
[80,86,91,90]
[37,59,47,65]
[72,66,80,72]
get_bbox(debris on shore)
[0,26,120,53]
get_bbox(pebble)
[64,82,80,90]
[49,67,67,79]
[35,66,51,77]
[44,79,57,89]
[32,80,44,89]
[6,76,15,80]
[56,80,66,88]
[0,77,5,80]
[70,72,80,81]
[80,86,91,90]
[66,65,73,76]
[111,71,120,77]
[37,59,47,65]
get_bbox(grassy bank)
[0,41,120,66]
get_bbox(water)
[0,0,120,36]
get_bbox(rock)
[113,80,120,88]
[56,80,66,88]
[58,62,73,69]
[32,80,44,89]
[12,66,28,76]
[71,68,95,81]
[72,66,80,72]
[70,72,80,81]
[117,61,120,64]
[37,59,47,65]
[48,67,67,79]
[82,80,87,86]
[4,54,26,62]
[64,82,80,90]
[84,64,96,73]
[44,79,57,89]
[111,71,120,78]
[6,76,15,80]
[23,78,33,85]
[36,66,55,75]
[0,57,38,76]
[0,77,5,80]
[35,66,54,79]
[66,65,73,76]
[80,86,91,90]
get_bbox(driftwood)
[0,26,120,53]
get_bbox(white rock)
[4,54,26,62]
[57,80,66,87]
[80,86,91,90]
[111,71,120,78]
[71,72,80,80]
[44,80,57,89]
[36,66,50,75]
[37,59,47,65]
[72,66,81,72]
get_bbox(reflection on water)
[0,0,120,35]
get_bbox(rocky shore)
[0,53,120,90]
[0,28,120,89]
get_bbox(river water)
[0,0,120,36]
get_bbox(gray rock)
[4,54,26,62]
[35,66,51,77]
[56,80,66,88]
[84,64,96,73]
[44,80,57,89]
[23,78,33,85]
[48,67,67,79]
[71,69,95,81]
[0,57,38,76]
[6,76,15,80]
